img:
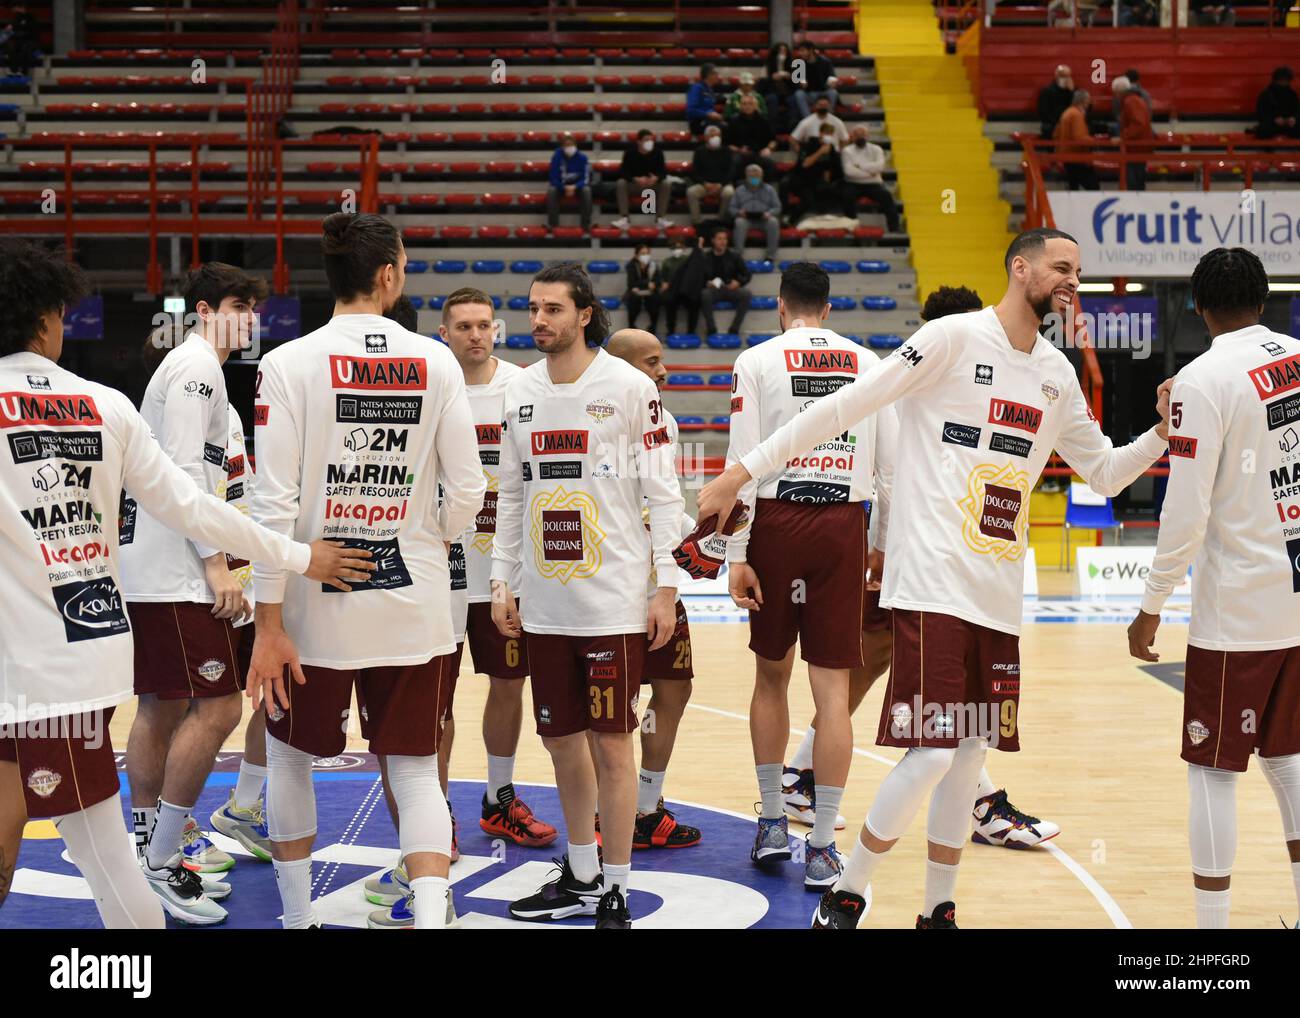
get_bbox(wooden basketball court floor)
[76,572,1296,930]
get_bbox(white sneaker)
[781,766,846,830]
[363,863,408,907]
[611,216,630,229]
[972,789,1061,848]
[366,886,456,929]
[656,216,674,228]
[141,856,229,925]
[180,816,235,873]
[210,792,273,862]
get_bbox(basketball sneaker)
[594,888,632,929]
[364,863,408,907]
[751,813,791,865]
[782,766,846,830]
[508,855,602,922]
[210,792,272,862]
[633,804,701,849]
[971,789,1060,849]
[141,857,228,925]
[479,784,559,848]
[366,886,456,929]
[811,887,870,929]
[804,842,843,891]
[180,817,235,873]
[916,901,958,929]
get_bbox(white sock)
[144,799,189,870]
[834,837,887,896]
[790,725,816,772]
[131,805,156,858]
[569,840,600,884]
[810,784,843,849]
[637,768,666,815]
[975,767,996,799]
[273,856,315,929]
[486,754,515,805]
[410,875,450,929]
[924,858,960,913]
[1194,887,1230,929]
[234,762,268,809]
[756,763,784,819]
[603,861,631,897]
[1291,861,1300,917]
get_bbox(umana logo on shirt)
[530,430,589,456]
[328,355,426,390]
[987,398,1042,434]
[0,393,103,428]
[1249,353,1300,401]
[783,349,858,374]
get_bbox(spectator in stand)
[789,95,849,152]
[760,41,800,135]
[612,129,673,230]
[786,120,844,224]
[695,227,753,337]
[1054,89,1099,191]
[840,124,901,234]
[545,131,592,230]
[1190,0,1236,25]
[1038,65,1074,140]
[686,63,725,137]
[1119,0,1159,26]
[624,243,661,335]
[1256,66,1299,140]
[725,71,768,119]
[725,92,780,184]
[1113,76,1152,192]
[686,125,736,224]
[791,41,840,121]
[729,164,781,261]
[1124,68,1154,116]
[658,237,693,335]
[4,4,39,76]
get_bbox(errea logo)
[50,949,152,998]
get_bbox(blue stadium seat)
[827,296,856,311]
[433,260,467,273]
[746,333,775,346]
[708,373,734,387]
[472,260,505,274]
[490,295,502,309]
[862,295,897,310]
[710,415,731,426]
[510,260,544,273]
[405,259,429,274]
[668,373,704,387]
[706,333,741,350]
[842,333,864,345]
[676,415,707,428]
[819,260,852,273]
[599,297,620,310]
[507,295,530,310]
[777,260,796,272]
[506,334,535,349]
[857,260,890,273]
[587,260,621,274]
[665,333,701,349]
[428,296,446,309]
[712,300,735,311]
[407,296,424,309]
[751,296,777,310]
[745,259,774,274]
[868,334,903,349]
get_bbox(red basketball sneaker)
[480,784,559,848]
[632,803,701,850]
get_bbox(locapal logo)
[987,398,1042,434]
[0,392,102,429]
[40,539,110,566]
[329,355,426,390]
[783,349,858,374]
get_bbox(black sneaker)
[508,855,601,922]
[811,888,867,929]
[916,901,958,929]
[594,889,632,929]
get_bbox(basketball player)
[605,327,702,849]
[722,261,897,891]
[698,229,1172,928]
[246,213,486,930]
[1129,247,1300,929]
[784,284,1062,850]
[492,265,684,928]
[0,238,370,928]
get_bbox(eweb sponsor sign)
[1076,546,1190,595]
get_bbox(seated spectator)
[725,92,780,183]
[725,71,767,119]
[840,124,901,233]
[4,4,39,76]
[761,42,794,96]
[1256,66,1299,139]
[791,41,840,121]
[1047,0,1098,26]
[545,131,592,230]
[1113,76,1152,191]
[612,128,672,230]
[1119,0,1159,26]
[1190,0,1235,24]
[693,228,753,336]
[787,121,844,223]
[1054,89,1099,191]
[760,42,801,136]
[789,95,849,152]
[1038,65,1074,140]
[686,125,736,224]
[624,244,661,334]
[729,164,781,261]
[686,63,725,137]
[658,237,693,334]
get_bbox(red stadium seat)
[595,74,623,87]
[812,228,849,239]
[515,225,547,240]
[591,225,622,239]
[592,160,619,174]
[626,102,655,115]
[360,75,390,87]
[628,226,659,240]
[411,161,447,174]
[488,131,518,143]
[516,193,546,207]
[595,102,624,115]
[460,76,490,88]
[522,131,553,144]
[551,226,585,239]
[525,102,555,115]
[853,225,886,240]
[457,103,487,115]
[319,102,350,114]
[442,193,477,206]
[424,75,457,88]
[326,76,356,87]
[352,103,384,115]
[526,75,557,87]
[660,48,689,59]
[480,193,514,207]
[485,161,517,174]
[405,195,440,207]
[450,132,484,144]
[520,160,551,174]
[558,102,588,114]
[403,226,438,240]
[306,162,339,174]
[387,103,417,114]
[561,75,592,86]
[665,225,697,240]
[440,225,473,239]
[421,103,453,115]
[490,103,521,115]
[380,162,410,175]
[594,130,623,143]
[415,133,449,144]
[779,227,804,241]
[449,161,482,174]
[659,130,691,144]
[426,49,459,60]
[477,225,510,239]
[595,48,624,59]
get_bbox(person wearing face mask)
[658,240,693,334]
[786,123,844,225]
[613,129,672,230]
[546,132,592,231]
[686,62,725,137]
[624,245,661,334]
[791,42,840,122]
[729,164,781,261]
[687,124,736,224]
[790,97,849,153]
[840,125,901,234]
[1037,65,1074,140]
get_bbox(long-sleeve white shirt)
[0,352,310,723]
[840,140,888,184]
[464,357,524,602]
[739,307,1167,635]
[791,112,850,148]
[491,349,684,635]
[223,403,255,626]
[251,313,485,668]
[1141,325,1300,651]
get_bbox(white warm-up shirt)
[0,352,310,722]
[251,313,485,668]
[464,357,524,602]
[223,403,255,625]
[1142,325,1300,651]
[491,349,685,635]
[739,307,1168,636]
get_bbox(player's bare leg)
[125,694,187,855]
[483,676,523,758]
[478,676,557,848]
[590,730,636,901]
[543,732,600,847]
[0,761,26,910]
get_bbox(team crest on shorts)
[26,768,63,798]
[1186,719,1210,746]
[890,701,914,734]
[197,659,227,684]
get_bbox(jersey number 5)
[1170,401,1182,429]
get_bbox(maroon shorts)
[745,498,867,668]
[129,601,240,700]
[643,599,694,682]
[877,610,1022,752]
[442,641,464,724]
[862,588,892,632]
[1182,644,1300,772]
[525,630,644,737]
[465,601,528,679]
[0,708,119,818]
[265,653,457,758]
[234,623,255,691]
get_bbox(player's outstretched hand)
[728,561,764,611]
[697,464,751,535]
[1154,377,1174,440]
[1127,609,1161,662]
[866,548,885,591]
[306,539,377,591]
[646,587,677,652]
[246,627,307,712]
[491,581,523,638]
